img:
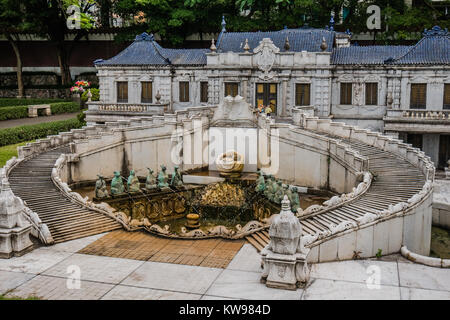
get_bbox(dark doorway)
[256,83,277,114]
[407,133,423,150]
[438,135,450,169]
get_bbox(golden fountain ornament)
[216,150,244,178]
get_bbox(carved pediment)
[254,38,280,80]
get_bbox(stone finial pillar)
[261,195,310,290]
[0,179,33,258]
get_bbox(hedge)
[0,106,28,121]
[0,102,80,121]
[50,102,80,114]
[0,118,83,146]
[0,98,69,107]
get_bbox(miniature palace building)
[88,21,450,169]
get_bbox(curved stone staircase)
[246,133,426,251]
[8,146,121,243]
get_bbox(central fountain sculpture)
[261,195,310,290]
[216,150,244,178]
[95,175,109,199]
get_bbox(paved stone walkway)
[0,233,449,300]
[0,112,79,129]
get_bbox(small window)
[410,83,427,109]
[295,83,310,106]
[365,83,378,105]
[444,84,450,110]
[200,82,208,103]
[141,81,152,103]
[340,83,352,105]
[224,83,238,97]
[117,81,128,103]
[179,81,189,102]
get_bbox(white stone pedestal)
[0,225,33,259]
[261,248,310,290]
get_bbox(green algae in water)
[430,226,450,259]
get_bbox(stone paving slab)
[302,279,401,300]
[206,269,302,300]
[310,260,400,286]
[101,285,201,300]
[398,262,450,291]
[121,261,222,295]
[0,270,35,295]
[0,248,72,274]
[42,253,144,285]
[226,244,262,273]
[400,287,450,300]
[6,275,114,300]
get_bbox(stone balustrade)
[385,109,450,121]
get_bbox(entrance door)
[256,83,277,114]
[438,135,450,169]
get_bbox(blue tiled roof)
[331,46,411,65]
[332,26,449,65]
[390,26,450,65]
[95,32,207,66]
[217,28,336,53]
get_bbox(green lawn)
[0,141,33,167]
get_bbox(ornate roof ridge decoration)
[135,32,154,42]
[423,25,448,37]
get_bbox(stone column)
[281,79,288,117]
[242,79,248,103]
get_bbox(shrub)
[0,98,69,108]
[81,88,100,102]
[0,106,28,121]
[0,118,83,146]
[50,102,80,114]
[77,110,86,126]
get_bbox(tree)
[0,0,29,97]
[23,0,96,85]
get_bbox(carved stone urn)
[261,195,310,290]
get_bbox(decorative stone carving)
[95,175,109,198]
[127,170,140,193]
[255,169,266,193]
[253,38,279,80]
[145,168,157,190]
[157,165,169,189]
[170,166,183,187]
[261,196,310,290]
[111,171,125,195]
[216,150,244,178]
[0,179,33,258]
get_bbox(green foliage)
[50,102,80,114]
[0,140,33,167]
[0,118,83,146]
[0,98,69,107]
[376,248,382,259]
[0,106,28,121]
[77,110,86,126]
[81,88,100,102]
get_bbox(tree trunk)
[6,34,24,98]
[56,42,72,85]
